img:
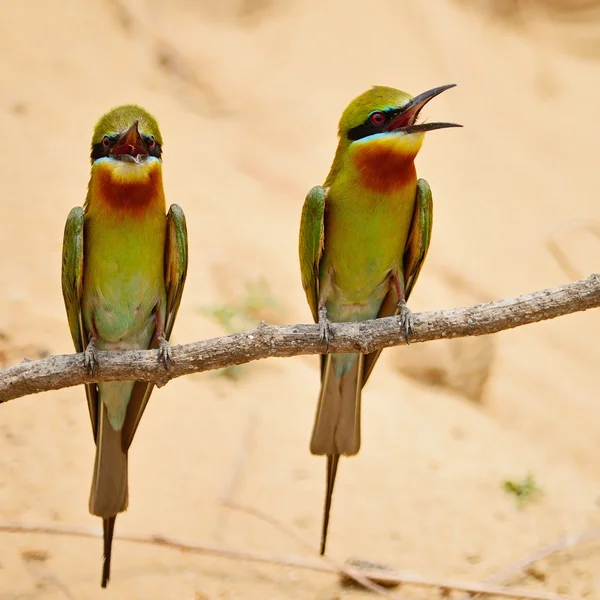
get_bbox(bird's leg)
[318,303,333,352]
[84,328,99,375]
[154,312,173,368]
[398,300,414,343]
[392,274,414,344]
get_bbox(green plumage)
[91,104,163,147]
[298,85,452,556]
[61,105,188,588]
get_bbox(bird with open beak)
[299,84,461,555]
[61,105,188,587]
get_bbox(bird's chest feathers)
[92,162,164,216]
[83,172,167,343]
[350,136,417,194]
[323,184,417,310]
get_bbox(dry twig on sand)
[484,528,600,586]
[216,413,401,597]
[0,520,590,600]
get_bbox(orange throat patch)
[90,161,165,215]
[352,142,417,194]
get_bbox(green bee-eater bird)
[299,84,460,554]
[61,105,188,587]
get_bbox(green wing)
[122,204,189,451]
[61,206,99,435]
[163,204,189,340]
[402,178,433,301]
[363,178,433,385]
[299,186,326,323]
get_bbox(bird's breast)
[89,159,165,217]
[320,160,418,315]
[349,133,421,194]
[352,145,416,194]
[82,185,167,344]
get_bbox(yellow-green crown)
[91,104,163,146]
[338,86,412,135]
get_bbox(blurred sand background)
[0,0,599,598]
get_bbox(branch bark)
[0,275,598,404]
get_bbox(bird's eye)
[148,136,156,149]
[370,112,386,126]
[102,135,111,148]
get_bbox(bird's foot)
[84,336,99,375]
[397,301,414,344]
[157,335,173,368]
[318,305,333,352]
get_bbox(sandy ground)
[0,0,599,598]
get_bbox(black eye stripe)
[90,135,163,161]
[347,108,402,141]
[149,142,162,159]
[91,141,110,160]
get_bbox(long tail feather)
[311,353,364,554]
[101,516,116,588]
[89,400,128,517]
[320,454,339,555]
[90,398,128,588]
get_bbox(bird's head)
[90,105,163,184]
[326,85,460,190]
[339,84,460,147]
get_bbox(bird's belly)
[320,189,415,322]
[322,237,399,324]
[82,207,167,346]
[326,275,391,323]
[323,223,405,320]
[83,266,165,345]
[92,293,159,347]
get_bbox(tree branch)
[0,275,597,404]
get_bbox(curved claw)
[157,336,173,369]
[84,338,99,375]
[318,305,333,352]
[398,301,414,344]
[319,321,333,352]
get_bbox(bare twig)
[456,528,600,600]
[214,410,257,541]
[217,414,401,597]
[221,500,402,598]
[0,521,586,600]
[218,412,257,505]
[21,548,76,600]
[0,276,597,405]
[486,528,600,586]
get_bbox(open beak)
[387,84,462,134]
[110,120,149,162]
